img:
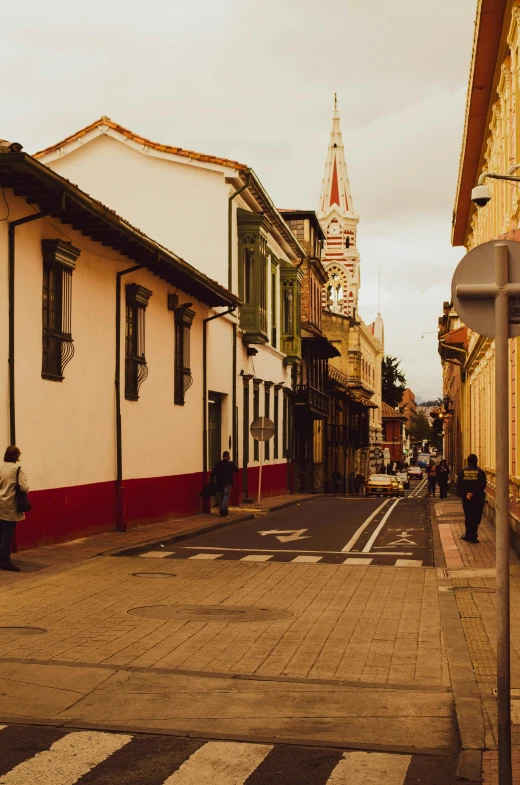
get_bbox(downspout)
[203,307,236,508]
[8,211,47,444]
[115,264,143,531]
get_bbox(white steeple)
[318,96,360,318]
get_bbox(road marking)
[410,476,428,497]
[258,528,310,542]
[327,750,411,785]
[395,559,423,567]
[341,500,389,552]
[139,551,175,558]
[343,557,373,565]
[163,741,272,784]
[362,498,401,552]
[240,554,273,562]
[0,730,132,785]
[181,546,414,556]
[291,555,322,563]
[188,553,223,560]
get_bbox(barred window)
[41,240,80,381]
[174,304,195,405]
[125,284,152,401]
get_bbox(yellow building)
[450,0,520,548]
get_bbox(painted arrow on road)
[258,529,311,542]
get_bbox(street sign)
[250,417,275,441]
[451,239,520,338]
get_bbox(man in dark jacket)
[456,454,487,543]
[210,451,238,517]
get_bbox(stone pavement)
[434,494,520,783]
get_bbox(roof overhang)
[452,0,511,247]
[0,153,241,308]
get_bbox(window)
[237,209,268,344]
[174,304,195,405]
[280,264,303,362]
[253,381,260,460]
[41,240,80,381]
[274,386,280,459]
[243,248,254,304]
[265,386,271,460]
[271,263,278,347]
[125,284,152,400]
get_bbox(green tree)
[409,410,432,443]
[382,356,406,407]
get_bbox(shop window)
[41,240,80,381]
[125,283,152,400]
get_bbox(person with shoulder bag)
[0,446,30,572]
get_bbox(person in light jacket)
[0,446,29,572]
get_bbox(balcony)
[295,384,328,417]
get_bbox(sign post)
[250,417,275,505]
[452,240,520,785]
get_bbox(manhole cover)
[127,605,293,622]
[451,587,495,594]
[131,572,176,578]
[0,627,47,635]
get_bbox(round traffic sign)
[250,417,275,441]
[451,240,520,338]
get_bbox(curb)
[106,494,318,557]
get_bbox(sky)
[1,0,477,401]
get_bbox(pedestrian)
[457,454,487,544]
[437,459,450,499]
[354,473,365,496]
[210,450,238,517]
[0,446,29,572]
[332,469,342,495]
[427,459,438,497]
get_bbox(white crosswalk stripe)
[188,553,223,560]
[327,751,411,784]
[139,551,175,558]
[343,557,373,565]
[162,741,272,784]
[240,554,274,562]
[0,730,132,785]
[291,555,322,563]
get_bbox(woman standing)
[0,446,29,572]
[437,459,450,499]
[427,459,438,497]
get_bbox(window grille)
[125,284,152,400]
[174,304,195,405]
[41,240,80,381]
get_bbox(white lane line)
[291,555,322,563]
[326,750,411,785]
[341,500,389,552]
[188,553,223,560]
[181,546,413,556]
[139,551,175,558]
[0,730,132,785]
[410,476,428,497]
[163,741,272,784]
[395,559,423,567]
[362,498,401,553]
[240,554,273,562]
[342,558,373,565]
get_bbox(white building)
[0,148,239,549]
[36,118,305,505]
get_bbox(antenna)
[378,261,381,315]
[334,93,338,116]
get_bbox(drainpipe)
[8,211,47,444]
[115,264,143,531]
[203,307,236,508]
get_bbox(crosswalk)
[0,726,454,784]
[137,550,425,566]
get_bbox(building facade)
[381,403,407,465]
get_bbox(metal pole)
[495,242,512,785]
[258,440,263,505]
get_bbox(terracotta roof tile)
[34,116,248,171]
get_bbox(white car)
[396,471,410,490]
[408,466,422,479]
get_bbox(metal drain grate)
[0,627,47,635]
[127,605,294,622]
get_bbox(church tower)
[318,96,360,318]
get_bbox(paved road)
[0,725,457,784]
[124,476,433,567]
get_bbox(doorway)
[208,392,222,471]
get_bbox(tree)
[382,356,406,408]
[409,410,432,443]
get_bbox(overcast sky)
[1,0,476,400]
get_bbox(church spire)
[318,96,355,218]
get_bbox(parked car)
[408,466,423,479]
[366,474,394,498]
[396,471,410,490]
[390,476,405,497]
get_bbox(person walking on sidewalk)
[437,459,450,499]
[210,451,238,517]
[0,446,29,572]
[457,453,487,544]
[427,459,438,497]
